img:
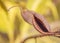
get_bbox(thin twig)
[21,32,60,43]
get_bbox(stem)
[22,32,60,43]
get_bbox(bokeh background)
[0,0,60,43]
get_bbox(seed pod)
[21,9,33,24]
[21,9,51,33]
[21,8,60,35]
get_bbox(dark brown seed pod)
[21,9,51,34]
[32,12,52,34]
[21,8,60,43]
[21,8,60,36]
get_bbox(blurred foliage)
[0,0,60,43]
